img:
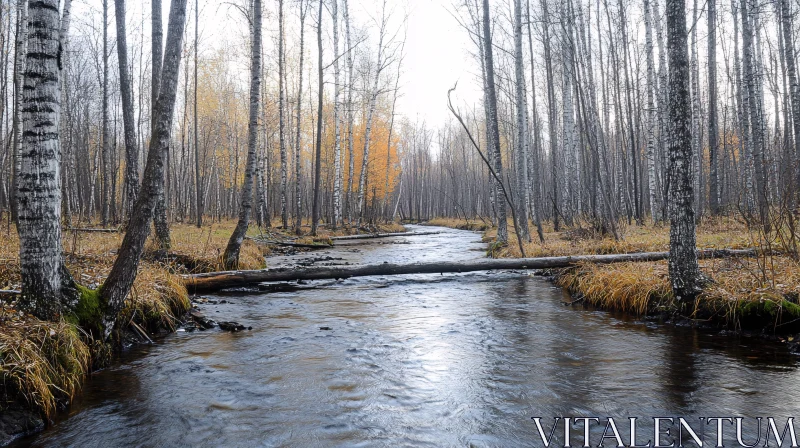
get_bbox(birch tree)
[116,0,139,221]
[16,0,79,320]
[482,0,507,243]
[513,0,530,242]
[666,0,703,301]
[223,0,263,268]
[294,0,308,235]
[101,0,188,334]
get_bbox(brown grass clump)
[557,261,672,315]
[0,315,90,418]
[120,266,190,332]
[425,217,491,232]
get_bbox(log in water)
[184,248,755,293]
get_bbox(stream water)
[16,226,800,447]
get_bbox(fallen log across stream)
[184,248,756,293]
[330,231,441,241]
[247,237,332,249]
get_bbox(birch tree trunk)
[115,0,139,222]
[525,0,545,242]
[666,0,703,302]
[482,0,507,243]
[356,1,389,226]
[708,0,720,215]
[152,0,172,249]
[10,0,27,227]
[17,0,79,320]
[101,0,111,226]
[740,0,767,227]
[644,0,660,222]
[541,0,559,231]
[779,0,800,199]
[223,0,262,268]
[311,0,323,235]
[101,0,188,335]
[294,0,307,235]
[332,0,343,229]
[690,0,702,220]
[343,0,355,225]
[193,0,202,228]
[513,0,530,242]
[278,0,288,229]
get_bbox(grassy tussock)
[425,217,490,231]
[556,262,672,315]
[556,257,800,329]
[0,317,90,418]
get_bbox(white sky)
[395,0,481,127]
[70,0,481,129]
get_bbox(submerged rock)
[218,322,247,332]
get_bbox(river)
[16,226,800,447]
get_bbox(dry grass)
[0,316,90,418]
[475,216,752,258]
[425,217,491,232]
[557,261,672,315]
[159,222,270,272]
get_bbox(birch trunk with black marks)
[223,0,262,269]
[666,0,703,302]
[17,0,79,320]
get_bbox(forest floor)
[426,216,800,339]
[0,219,404,443]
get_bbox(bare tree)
[223,0,263,268]
[116,0,139,221]
[101,0,188,335]
[666,0,703,301]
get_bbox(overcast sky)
[395,0,481,127]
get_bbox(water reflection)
[17,226,800,447]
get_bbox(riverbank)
[0,219,404,445]
[425,217,800,339]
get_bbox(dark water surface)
[18,226,800,447]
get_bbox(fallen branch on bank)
[331,231,441,241]
[184,248,756,293]
[248,237,332,249]
[64,227,120,233]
